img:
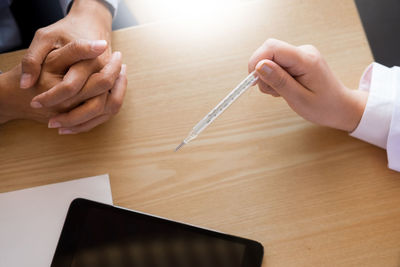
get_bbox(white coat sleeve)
[350,62,400,171]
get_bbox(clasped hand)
[0,40,127,134]
[0,0,127,134]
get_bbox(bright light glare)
[148,0,243,19]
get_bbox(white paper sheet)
[0,174,113,267]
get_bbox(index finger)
[248,38,309,77]
[44,39,108,73]
[31,59,100,108]
[31,51,121,108]
[20,28,57,89]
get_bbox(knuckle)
[264,38,277,45]
[308,54,322,68]
[95,104,105,115]
[58,101,72,111]
[263,38,279,49]
[34,28,48,39]
[272,72,287,89]
[301,45,322,66]
[94,58,106,71]
[90,100,105,115]
[64,80,81,95]
[99,75,114,90]
[22,54,39,67]
[70,40,79,52]
[302,44,319,53]
[109,99,123,115]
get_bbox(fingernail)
[48,121,61,128]
[20,73,32,89]
[113,51,122,60]
[91,40,107,52]
[30,101,42,108]
[258,63,273,76]
[59,129,73,135]
[120,64,126,75]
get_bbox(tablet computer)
[51,198,264,267]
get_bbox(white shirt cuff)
[58,0,119,17]
[387,66,400,171]
[350,62,396,149]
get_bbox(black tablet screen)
[72,207,244,267]
[51,199,263,267]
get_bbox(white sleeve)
[58,0,119,17]
[350,62,400,171]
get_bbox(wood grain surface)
[1,0,400,266]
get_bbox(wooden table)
[1,0,400,266]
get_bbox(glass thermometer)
[175,71,259,151]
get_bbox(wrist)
[68,0,112,28]
[341,89,369,132]
[0,66,26,123]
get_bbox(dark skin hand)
[20,0,118,111]
[0,40,127,134]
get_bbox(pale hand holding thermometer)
[175,71,259,152]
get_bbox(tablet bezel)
[51,198,263,267]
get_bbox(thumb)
[20,35,55,89]
[255,59,312,103]
[44,39,108,73]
